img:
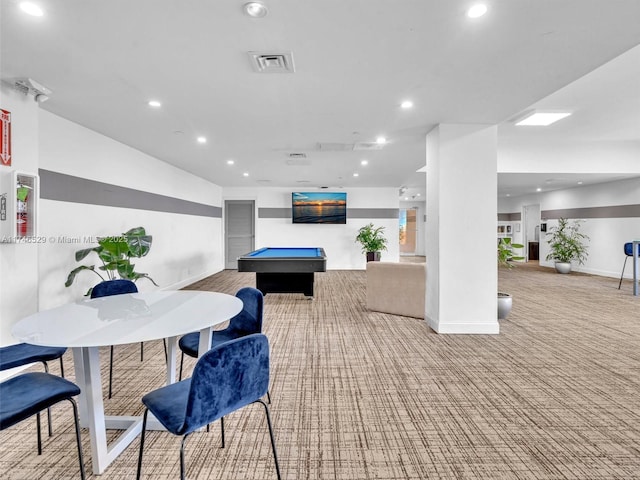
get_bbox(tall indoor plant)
[65,226,158,295]
[497,237,524,319]
[355,223,388,262]
[545,218,589,273]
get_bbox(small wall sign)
[1,109,11,167]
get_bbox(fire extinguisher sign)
[1,109,11,167]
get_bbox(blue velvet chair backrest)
[184,333,269,434]
[624,242,640,257]
[226,287,264,336]
[91,279,138,298]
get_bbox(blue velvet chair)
[0,372,86,479]
[618,242,640,289]
[0,343,67,443]
[136,333,281,480]
[178,287,264,381]
[91,279,140,399]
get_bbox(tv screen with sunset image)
[292,192,347,224]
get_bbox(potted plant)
[65,226,158,295]
[545,218,589,274]
[355,223,388,262]
[497,237,524,319]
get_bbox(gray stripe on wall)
[259,208,399,219]
[542,204,640,220]
[39,169,222,218]
[498,213,522,221]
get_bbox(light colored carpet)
[1,264,639,479]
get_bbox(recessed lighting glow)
[516,112,572,126]
[360,160,368,166]
[376,136,386,144]
[401,100,414,109]
[467,4,488,18]
[227,159,235,165]
[404,197,409,201]
[244,2,268,17]
[19,2,44,16]
[506,194,511,197]
[536,188,542,192]
[197,136,207,144]
[353,173,359,177]
[243,172,249,177]
[577,181,583,185]
[416,193,421,197]
[148,100,161,108]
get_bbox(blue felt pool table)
[237,247,327,296]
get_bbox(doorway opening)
[224,200,255,270]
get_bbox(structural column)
[425,124,499,334]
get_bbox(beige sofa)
[366,261,426,319]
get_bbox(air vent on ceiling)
[315,142,354,151]
[353,142,384,151]
[289,153,306,158]
[248,51,295,73]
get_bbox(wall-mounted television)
[292,192,347,224]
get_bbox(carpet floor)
[1,264,639,479]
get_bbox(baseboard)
[426,316,500,334]
[162,268,223,291]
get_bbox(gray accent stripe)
[39,169,222,218]
[498,213,522,221]
[542,204,640,220]
[258,208,399,219]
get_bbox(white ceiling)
[2,0,640,199]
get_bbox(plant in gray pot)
[355,223,388,262]
[497,237,524,320]
[65,226,158,296]
[545,218,589,274]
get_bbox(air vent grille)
[248,51,295,73]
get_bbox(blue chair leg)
[618,256,629,289]
[180,434,191,480]
[136,409,149,480]
[256,399,282,480]
[41,362,53,438]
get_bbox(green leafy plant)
[498,237,524,268]
[65,226,158,294]
[545,218,589,264]
[355,223,388,254]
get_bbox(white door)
[225,200,255,269]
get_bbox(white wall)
[499,177,640,278]
[37,111,225,309]
[0,84,40,347]
[223,186,400,270]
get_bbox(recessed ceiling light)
[227,159,235,165]
[148,100,161,108]
[404,197,409,201]
[416,193,421,197]
[197,136,207,144]
[401,100,414,109]
[516,112,572,126]
[376,136,386,144]
[360,160,368,166]
[536,188,542,192]
[243,172,249,177]
[353,173,359,177]
[577,181,583,185]
[244,2,268,18]
[506,194,511,197]
[19,2,44,16]
[467,4,488,18]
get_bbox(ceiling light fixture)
[536,188,542,192]
[227,159,235,165]
[401,100,413,109]
[148,100,161,108]
[376,136,386,144]
[19,2,44,16]
[516,111,572,126]
[244,2,268,18]
[467,4,488,18]
[243,172,249,177]
[353,173,359,177]
[361,160,368,166]
[197,136,207,144]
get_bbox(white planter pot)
[554,262,572,274]
[497,293,512,320]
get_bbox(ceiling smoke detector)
[248,52,295,73]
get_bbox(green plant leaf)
[65,265,104,287]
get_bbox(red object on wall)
[1,109,11,166]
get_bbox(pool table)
[237,247,327,297]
